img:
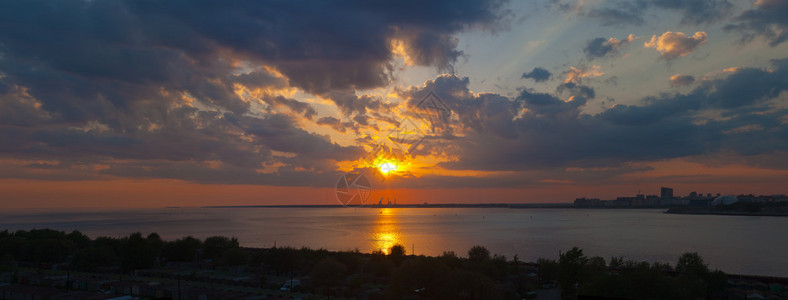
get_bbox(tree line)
[0,229,243,271]
[0,229,729,299]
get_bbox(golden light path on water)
[371,208,404,254]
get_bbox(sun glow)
[377,162,398,175]
[369,151,409,177]
[373,208,402,254]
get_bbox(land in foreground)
[1,229,787,299]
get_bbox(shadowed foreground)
[1,229,786,299]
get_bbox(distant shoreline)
[196,203,575,209]
[193,204,684,209]
[193,205,788,217]
[665,207,788,217]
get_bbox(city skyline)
[1,0,787,208]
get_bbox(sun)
[377,162,398,175]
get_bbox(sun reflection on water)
[372,208,403,254]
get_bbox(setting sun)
[378,162,398,175]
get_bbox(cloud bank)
[0,0,509,186]
[725,0,788,46]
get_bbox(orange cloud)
[669,74,695,86]
[563,65,604,84]
[755,0,781,7]
[608,33,637,47]
[644,31,708,60]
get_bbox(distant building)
[712,195,738,206]
[660,187,673,206]
[613,197,633,207]
[633,194,647,206]
[574,197,600,207]
[646,195,660,206]
[689,198,713,207]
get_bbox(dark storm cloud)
[233,70,289,90]
[0,0,506,186]
[394,30,463,73]
[316,116,359,134]
[572,0,731,26]
[263,96,317,120]
[585,38,617,59]
[582,34,635,60]
[725,0,788,46]
[400,59,788,175]
[0,107,267,167]
[0,108,362,184]
[703,59,788,108]
[556,82,595,104]
[519,88,587,117]
[122,0,508,93]
[234,113,363,161]
[97,159,343,187]
[0,84,53,127]
[587,2,646,26]
[0,0,508,97]
[0,0,507,114]
[323,90,392,116]
[352,114,372,127]
[401,75,520,139]
[521,67,552,82]
[649,0,733,25]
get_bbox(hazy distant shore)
[665,206,788,217]
[198,203,572,209]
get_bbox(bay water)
[1,207,786,277]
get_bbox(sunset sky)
[1,0,787,208]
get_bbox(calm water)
[1,207,786,277]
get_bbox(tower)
[661,187,673,206]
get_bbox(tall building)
[661,187,673,206]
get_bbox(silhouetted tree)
[261,247,302,275]
[220,248,249,266]
[121,232,158,271]
[66,230,91,248]
[388,256,451,299]
[311,258,348,287]
[71,246,119,271]
[162,236,202,262]
[675,252,726,299]
[468,245,490,262]
[706,270,728,299]
[334,250,363,274]
[608,256,624,269]
[537,258,558,285]
[364,250,393,279]
[676,252,709,276]
[25,239,74,263]
[388,244,405,265]
[453,267,504,299]
[558,247,587,298]
[146,233,164,257]
[203,236,239,261]
[439,251,462,269]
